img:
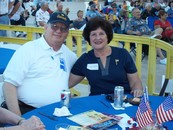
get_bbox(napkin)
[117,113,138,130]
[53,106,72,117]
[111,102,133,110]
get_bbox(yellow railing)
[1,24,173,95]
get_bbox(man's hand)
[134,31,142,36]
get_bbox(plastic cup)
[55,123,69,130]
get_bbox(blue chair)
[0,48,15,74]
[147,16,159,31]
[167,17,173,27]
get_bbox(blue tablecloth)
[23,95,173,130]
[0,48,15,74]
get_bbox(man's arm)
[9,0,20,18]
[38,21,46,27]
[0,107,46,130]
[8,1,15,10]
[0,107,23,125]
[126,29,142,35]
[3,82,22,116]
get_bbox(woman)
[107,13,122,34]
[0,107,45,130]
[69,17,143,97]
[73,10,86,30]
[154,10,173,41]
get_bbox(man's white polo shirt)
[3,36,77,108]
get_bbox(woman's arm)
[127,72,143,97]
[69,73,84,88]
[154,24,161,29]
[165,26,173,30]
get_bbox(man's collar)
[41,35,63,54]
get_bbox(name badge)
[87,64,99,70]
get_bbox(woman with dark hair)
[154,10,173,41]
[69,17,143,97]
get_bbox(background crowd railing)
[0,24,173,96]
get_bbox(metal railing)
[0,24,173,95]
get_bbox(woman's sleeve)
[154,20,160,26]
[71,54,86,76]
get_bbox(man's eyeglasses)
[50,24,68,33]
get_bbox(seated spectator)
[35,1,50,27]
[159,0,168,10]
[55,1,69,15]
[141,3,155,20]
[69,16,143,97]
[31,0,52,16]
[167,1,173,17]
[73,10,86,30]
[133,0,143,11]
[151,2,165,16]
[122,0,127,11]
[119,9,129,34]
[154,10,173,41]
[0,107,45,130]
[109,4,119,16]
[138,0,145,11]
[101,0,111,14]
[125,7,167,65]
[85,1,104,21]
[9,0,27,37]
[107,13,122,34]
[101,1,118,15]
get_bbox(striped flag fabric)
[136,97,154,128]
[143,86,152,115]
[156,95,173,124]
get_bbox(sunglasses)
[50,24,68,33]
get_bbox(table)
[23,95,173,130]
[0,48,15,74]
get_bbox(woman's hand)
[131,89,143,98]
[165,27,173,30]
[20,116,45,130]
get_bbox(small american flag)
[143,86,152,115]
[156,95,173,124]
[136,97,154,128]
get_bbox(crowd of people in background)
[1,0,173,40]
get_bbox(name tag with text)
[87,64,99,70]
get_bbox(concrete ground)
[0,1,171,103]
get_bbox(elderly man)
[141,3,155,20]
[125,7,166,65]
[35,1,50,27]
[2,12,77,116]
